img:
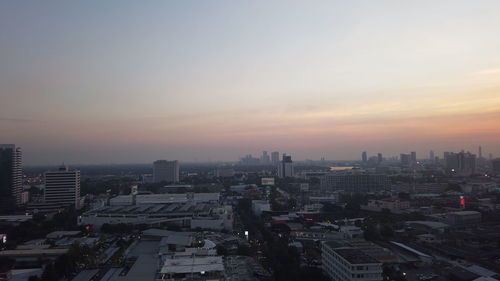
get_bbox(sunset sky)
[1,1,500,165]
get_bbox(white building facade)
[153,160,180,183]
[44,166,81,209]
[322,242,382,281]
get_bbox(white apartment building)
[153,160,180,183]
[44,165,81,209]
[322,241,382,281]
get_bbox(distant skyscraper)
[410,151,417,163]
[271,151,280,165]
[377,153,382,164]
[44,165,81,209]
[444,151,476,175]
[444,152,451,161]
[362,151,367,163]
[240,154,260,166]
[153,160,180,183]
[260,151,270,165]
[400,153,410,166]
[492,158,500,175]
[478,146,482,159]
[0,144,22,207]
[429,150,435,161]
[489,153,493,160]
[278,154,294,178]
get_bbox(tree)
[237,244,252,256]
[398,192,410,200]
[321,203,342,213]
[298,267,330,281]
[216,245,228,256]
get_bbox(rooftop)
[46,230,81,239]
[121,254,158,281]
[160,256,224,274]
[334,248,380,264]
[406,221,450,229]
[448,211,481,216]
[0,248,68,257]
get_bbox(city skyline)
[6,145,495,166]
[2,1,500,165]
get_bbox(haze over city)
[2,1,500,165]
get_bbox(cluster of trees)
[81,177,136,196]
[269,186,297,212]
[1,210,82,249]
[29,243,96,281]
[81,178,132,196]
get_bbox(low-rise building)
[159,256,224,280]
[363,198,410,213]
[109,193,220,206]
[79,202,233,231]
[322,241,383,281]
[443,211,482,227]
[251,200,271,216]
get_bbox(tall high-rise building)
[445,152,476,175]
[153,160,180,183]
[278,154,294,178]
[410,151,417,163]
[0,144,22,207]
[377,153,383,164]
[444,152,451,160]
[260,151,270,165]
[429,150,435,161]
[362,151,367,163]
[271,151,280,165]
[44,165,81,209]
[478,146,483,159]
[400,153,410,166]
[492,158,500,175]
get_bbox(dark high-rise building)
[429,150,434,161]
[478,146,482,159]
[362,151,367,163]
[377,153,383,164]
[0,144,22,208]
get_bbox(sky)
[1,1,500,165]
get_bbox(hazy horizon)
[2,1,500,165]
